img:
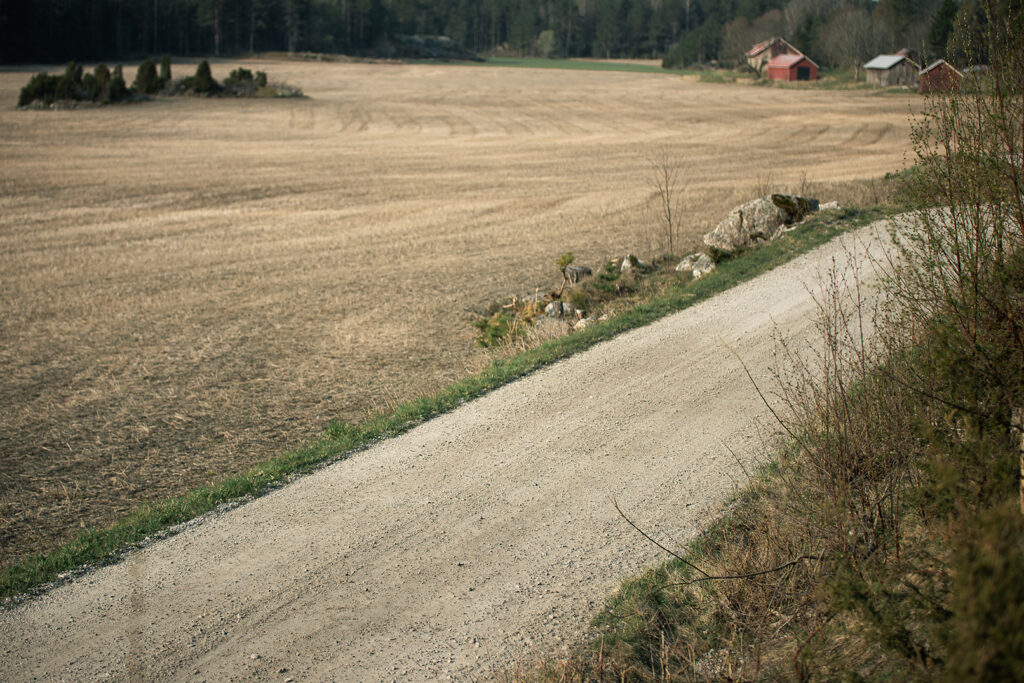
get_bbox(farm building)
[920,59,963,93]
[745,37,802,73]
[864,54,920,87]
[766,54,819,81]
[895,47,921,62]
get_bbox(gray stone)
[675,252,702,272]
[676,252,716,278]
[564,264,592,284]
[620,254,648,272]
[692,253,716,279]
[544,301,576,318]
[703,193,819,255]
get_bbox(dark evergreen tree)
[191,60,221,94]
[54,62,84,101]
[108,65,129,101]
[0,0,964,67]
[160,54,172,86]
[92,64,112,99]
[929,0,960,61]
[133,59,161,94]
[593,0,622,58]
[509,0,539,53]
[18,74,58,107]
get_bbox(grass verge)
[0,206,884,602]
[517,280,1024,680]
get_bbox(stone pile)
[674,193,821,278]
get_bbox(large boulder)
[703,194,819,255]
[770,193,819,221]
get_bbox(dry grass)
[0,58,917,568]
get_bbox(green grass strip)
[0,207,885,601]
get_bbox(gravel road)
[0,221,891,681]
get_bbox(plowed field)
[0,58,916,568]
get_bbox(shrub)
[81,73,97,98]
[225,67,254,84]
[473,310,517,348]
[108,65,129,102]
[18,62,90,106]
[132,59,160,94]
[18,73,58,106]
[224,67,259,96]
[190,60,221,94]
[255,70,267,87]
[91,64,110,99]
[661,41,686,69]
[54,61,83,101]
[159,54,171,86]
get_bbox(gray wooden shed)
[865,54,920,87]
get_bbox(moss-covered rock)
[770,193,820,222]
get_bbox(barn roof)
[767,53,818,69]
[865,54,910,70]
[746,38,775,57]
[746,36,802,58]
[921,59,963,76]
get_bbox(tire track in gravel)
[0,220,894,682]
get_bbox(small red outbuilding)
[919,59,963,93]
[765,54,819,81]
[745,37,802,73]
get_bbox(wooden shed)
[745,37,802,73]
[864,54,920,87]
[920,59,963,93]
[766,54,819,81]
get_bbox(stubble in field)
[0,59,915,568]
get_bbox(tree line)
[0,0,1002,69]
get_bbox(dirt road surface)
[0,221,891,681]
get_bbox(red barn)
[746,37,802,73]
[766,54,819,81]
[919,59,963,93]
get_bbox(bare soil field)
[0,58,915,569]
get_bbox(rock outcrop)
[703,193,819,255]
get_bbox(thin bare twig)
[611,497,711,578]
[722,439,752,482]
[658,554,825,589]
[720,336,811,455]
[614,496,826,590]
